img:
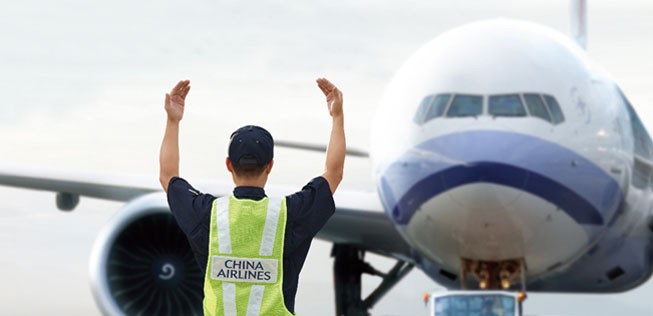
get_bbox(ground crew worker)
[159,78,345,315]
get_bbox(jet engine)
[89,192,203,315]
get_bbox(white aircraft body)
[370,18,653,293]
[2,3,653,316]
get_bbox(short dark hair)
[231,162,269,179]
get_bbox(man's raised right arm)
[316,78,345,194]
[159,80,191,192]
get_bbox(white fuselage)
[370,19,653,292]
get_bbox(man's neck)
[233,177,267,188]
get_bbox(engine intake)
[90,193,203,315]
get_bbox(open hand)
[316,78,343,118]
[165,80,191,122]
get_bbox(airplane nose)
[430,128,531,210]
[443,162,527,211]
[380,129,622,273]
[380,129,616,227]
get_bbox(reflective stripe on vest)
[216,199,232,254]
[203,196,293,316]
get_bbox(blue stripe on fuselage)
[379,130,623,226]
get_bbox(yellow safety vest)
[203,195,294,316]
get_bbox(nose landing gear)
[460,258,526,291]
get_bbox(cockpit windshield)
[446,95,483,117]
[414,92,564,126]
[489,94,526,117]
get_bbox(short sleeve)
[166,177,215,236]
[284,176,335,253]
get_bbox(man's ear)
[266,160,274,174]
[226,157,234,173]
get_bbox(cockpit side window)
[523,94,552,122]
[429,94,451,120]
[543,95,565,124]
[620,87,653,188]
[414,95,435,125]
[488,94,526,117]
[446,94,483,117]
[414,94,451,125]
[621,89,653,159]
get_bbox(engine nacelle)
[89,192,203,315]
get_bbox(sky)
[0,0,652,315]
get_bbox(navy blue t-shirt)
[166,176,335,313]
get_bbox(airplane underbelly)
[405,183,590,276]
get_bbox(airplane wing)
[0,164,161,202]
[0,163,412,260]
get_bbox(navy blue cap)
[228,125,274,166]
